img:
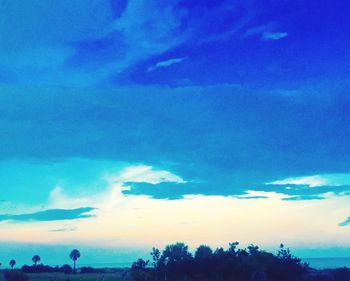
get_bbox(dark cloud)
[339,217,350,227]
[0,84,350,200]
[282,195,325,201]
[0,207,95,222]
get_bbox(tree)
[32,255,41,266]
[161,243,192,265]
[69,249,81,273]
[160,243,193,280]
[194,245,213,260]
[228,242,239,255]
[247,244,260,255]
[9,259,16,269]
[132,259,149,270]
[131,259,151,281]
[150,247,161,269]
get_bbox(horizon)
[1,0,350,267]
[3,242,350,270]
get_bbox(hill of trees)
[130,243,350,281]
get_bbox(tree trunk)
[74,260,76,273]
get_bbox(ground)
[0,272,124,281]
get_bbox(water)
[303,257,350,269]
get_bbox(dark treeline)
[130,242,350,281]
[21,264,104,274]
[21,264,73,274]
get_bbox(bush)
[80,266,95,273]
[3,270,28,281]
[60,264,73,274]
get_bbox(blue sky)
[1,0,350,267]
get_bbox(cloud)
[282,195,325,201]
[0,83,349,202]
[268,175,328,188]
[0,207,95,222]
[50,227,77,232]
[101,0,186,75]
[0,0,259,86]
[244,24,273,38]
[339,217,350,227]
[4,185,350,248]
[1,162,350,248]
[48,187,93,209]
[148,57,186,71]
[268,174,350,188]
[261,31,288,41]
[233,191,269,200]
[243,24,287,41]
[114,165,185,185]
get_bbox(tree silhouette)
[160,242,193,280]
[69,249,81,273]
[194,245,213,260]
[131,242,313,281]
[132,258,149,270]
[150,247,161,269]
[161,242,192,264]
[32,255,41,266]
[9,259,16,269]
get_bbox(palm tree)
[9,259,16,269]
[69,249,81,273]
[32,255,41,266]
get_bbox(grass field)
[0,272,124,281]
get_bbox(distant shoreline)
[4,258,350,270]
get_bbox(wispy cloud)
[50,227,78,232]
[114,165,185,185]
[268,175,328,187]
[261,31,288,41]
[244,24,288,41]
[0,207,95,222]
[268,174,350,188]
[148,57,186,72]
[282,195,326,201]
[244,24,273,38]
[104,0,186,74]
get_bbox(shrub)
[81,266,95,273]
[60,264,73,274]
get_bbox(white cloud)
[113,165,185,185]
[261,31,288,41]
[148,57,186,72]
[268,173,350,187]
[244,24,272,38]
[3,163,350,249]
[3,184,350,249]
[48,186,92,209]
[269,175,327,188]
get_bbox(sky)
[0,0,350,267]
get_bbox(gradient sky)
[1,0,350,267]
